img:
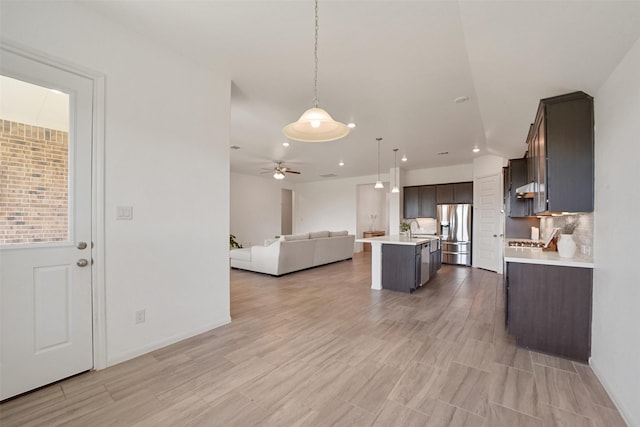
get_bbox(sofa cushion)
[264,238,279,246]
[280,233,309,242]
[329,230,348,237]
[230,247,251,261]
[309,230,330,239]
[313,235,355,266]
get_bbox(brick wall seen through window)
[0,119,69,245]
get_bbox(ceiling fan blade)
[285,170,301,174]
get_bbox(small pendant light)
[374,137,384,189]
[392,148,400,193]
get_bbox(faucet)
[408,219,419,239]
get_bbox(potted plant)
[230,234,243,249]
[400,222,411,236]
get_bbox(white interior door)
[0,47,94,400]
[474,174,502,272]
[281,189,293,235]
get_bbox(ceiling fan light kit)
[266,161,301,180]
[282,0,349,143]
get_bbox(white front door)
[0,47,94,400]
[474,174,502,272]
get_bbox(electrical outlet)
[135,309,145,324]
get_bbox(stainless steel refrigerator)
[437,204,472,266]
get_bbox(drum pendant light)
[282,0,349,142]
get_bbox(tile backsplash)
[540,212,593,255]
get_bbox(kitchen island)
[504,243,594,361]
[356,235,440,292]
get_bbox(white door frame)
[2,41,108,370]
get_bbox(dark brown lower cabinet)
[506,262,592,362]
[381,244,421,293]
[430,249,441,278]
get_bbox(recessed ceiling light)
[339,161,344,166]
[283,141,290,147]
[472,147,480,153]
[437,151,449,155]
[401,155,407,162]
[454,96,470,104]
[347,123,356,129]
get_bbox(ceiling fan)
[261,161,301,180]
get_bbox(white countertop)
[356,234,438,246]
[504,246,594,268]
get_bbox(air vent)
[320,174,337,178]
[230,145,240,150]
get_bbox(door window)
[0,75,70,245]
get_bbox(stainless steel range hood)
[515,182,536,199]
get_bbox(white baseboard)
[590,358,636,427]
[105,316,232,367]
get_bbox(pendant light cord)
[377,138,382,180]
[393,148,398,188]
[313,0,319,108]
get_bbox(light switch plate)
[116,206,133,220]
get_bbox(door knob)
[77,241,87,250]
[493,234,497,237]
[77,259,89,267]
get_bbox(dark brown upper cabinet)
[528,92,594,214]
[405,182,474,218]
[437,182,474,204]
[404,185,436,219]
[436,184,454,204]
[453,182,473,204]
[419,186,437,218]
[403,186,420,219]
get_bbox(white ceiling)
[80,1,640,182]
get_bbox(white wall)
[1,2,232,365]
[473,154,507,178]
[592,35,640,427]
[294,165,476,245]
[356,183,389,252]
[404,163,473,186]
[230,173,294,247]
[294,173,387,236]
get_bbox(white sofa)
[229,230,355,276]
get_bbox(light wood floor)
[0,252,627,426]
